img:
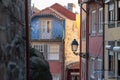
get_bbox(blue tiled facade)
[31,17,40,39]
[31,16,65,40]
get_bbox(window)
[108,41,115,75]
[33,44,44,53]
[118,54,120,76]
[47,21,51,33]
[108,52,114,72]
[48,44,59,60]
[41,20,52,33]
[91,10,96,35]
[53,75,60,80]
[117,0,120,26]
[82,20,86,39]
[90,58,95,79]
[38,44,44,53]
[98,8,103,33]
[117,41,120,76]
[34,45,39,50]
[108,3,115,28]
[41,20,46,32]
[97,59,102,80]
[41,19,52,39]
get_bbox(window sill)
[117,22,120,27]
[108,23,115,28]
[97,32,103,36]
[108,76,120,79]
[90,33,96,37]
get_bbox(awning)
[105,45,112,50]
[113,46,120,52]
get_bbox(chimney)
[67,3,76,12]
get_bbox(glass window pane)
[118,54,120,60]
[48,44,59,60]
[109,3,114,11]
[119,1,120,8]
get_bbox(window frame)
[97,59,102,80]
[82,20,86,39]
[108,52,115,72]
[98,8,103,34]
[47,44,60,60]
[117,41,120,76]
[90,58,95,79]
[108,2,115,28]
[91,10,96,35]
[41,20,52,33]
[32,44,45,53]
[38,44,44,53]
[108,41,115,76]
[117,0,120,26]
[47,20,52,33]
[118,56,120,76]
[40,19,53,39]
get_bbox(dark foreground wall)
[0,0,28,80]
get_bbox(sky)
[31,0,80,13]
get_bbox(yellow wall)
[76,13,80,38]
[64,18,80,66]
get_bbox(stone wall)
[0,0,30,80]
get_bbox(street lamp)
[71,39,86,58]
[71,39,79,55]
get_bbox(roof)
[32,3,76,20]
[51,3,76,20]
[32,7,65,20]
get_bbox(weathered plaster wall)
[64,19,79,66]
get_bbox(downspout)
[25,0,30,80]
[79,1,89,80]
[102,2,105,80]
[79,0,82,80]
[62,20,65,80]
[86,3,89,80]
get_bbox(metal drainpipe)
[79,0,82,80]
[79,1,89,80]
[80,0,89,80]
[86,3,89,80]
[25,0,30,80]
[102,2,105,80]
[62,30,65,80]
